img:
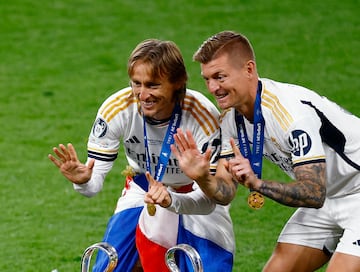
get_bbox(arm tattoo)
[212,177,238,205]
[259,163,326,208]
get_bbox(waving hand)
[171,128,212,181]
[48,143,94,184]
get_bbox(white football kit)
[74,87,235,271]
[220,78,360,256]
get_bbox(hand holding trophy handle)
[165,244,203,272]
[81,242,118,272]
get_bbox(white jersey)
[75,87,221,193]
[221,78,360,198]
[75,87,235,267]
[74,87,235,259]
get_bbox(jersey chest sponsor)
[125,145,181,173]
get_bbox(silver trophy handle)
[165,244,203,272]
[81,242,118,272]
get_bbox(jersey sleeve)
[74,88,133,196]
[73,158,114,197]
[166,183,216,214]
[286,112,326,167]
[87,89,134,162]
[219,109,238,160]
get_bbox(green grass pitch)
[0,0,358,271]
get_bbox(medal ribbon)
[235,81,265,178]
[143,103,182,182]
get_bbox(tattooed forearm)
[259,163,326,208]
[212,177,238,205]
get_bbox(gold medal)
[247,191,265,209]
[147,203,156,216]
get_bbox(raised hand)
[48,143,94,184]
[144,172,171,208]
[171,128,212,182]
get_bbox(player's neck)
[235,97,256,122]
[145,116,171,125]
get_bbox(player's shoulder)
[102,86,134,103]
[100,86,135,107]
[185,88,212,101]
[184,89,219,113]
[98,86,137,122]
[183,89,220,135]
[261,78,315,100]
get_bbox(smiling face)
[200,53,258,118]
[130,61,178,120]
[127,39,187,121]
[193,31,259,119]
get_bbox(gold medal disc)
[247,191,265,209]
[147,203,156,216]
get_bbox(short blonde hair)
[193,31,255,67]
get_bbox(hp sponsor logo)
[289,129,312,156]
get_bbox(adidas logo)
[126,136,141,144]
[352,240,360,246]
